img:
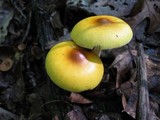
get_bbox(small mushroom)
[0,57,13,72]
[71,15,133,56]
[0,46,15,72]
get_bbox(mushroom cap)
[45,41,104,92]
[71,15,133,49]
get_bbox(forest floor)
[0,0,160,120]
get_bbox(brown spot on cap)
[68,48,87,64]
[96,18,112,25]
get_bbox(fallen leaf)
[122,91,160,119]
[145,56,160,78]
[98,115,110,120]
[66,0,136,17]
[118,50,160,119]
[143,32,160,47]
[65,105,87,120]
[111,49,160,89]
[122,93,137,119]
[150,93,160,105]
[89,0,136,16]
[68,92,92,104]
[109,51,136,88]
[128,0,160,33]
[117,81,137,99]
[53,115,59,120]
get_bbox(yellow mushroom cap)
[45,41,104,92]
[71,15,133,49]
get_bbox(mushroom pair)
[45,15,133,92]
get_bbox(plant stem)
[92,45,102,57]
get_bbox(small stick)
[22,11,32,43]
[10,0,26,19]
[136,43,150,120]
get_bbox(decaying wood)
[136,43,150,120]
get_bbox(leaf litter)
[128,0,160,33]
[0,0,160,120]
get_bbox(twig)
[40,100,73,108]
[22,11,32,43]
[10,0,26,19]
[136,43,150,120]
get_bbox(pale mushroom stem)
[92,45,102,57]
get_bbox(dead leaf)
[68,92,92,104]
[109,51,136,88]
[118,51,160,119]
[98,115,110,120]
[65,105,87,120]
[52,115,59,120]
[143,32,160,47]
[145,56,160,78]
[66,0,136,17]
[110,49,160,89]
[150,93,160,105]
[122,91,137,119]
[117,80,137,99]
[128,0,160,33]
[122,93,160,119]
[142,54,160,91]
[89,0,136,16]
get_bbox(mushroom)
[45,41,104,92]
[0,46,15,72]
[71,15,133,56]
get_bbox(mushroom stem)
[92,45,102,57]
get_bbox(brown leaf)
[118,52,160,119]
[68,92,92,104]
[146,56,160,78]
[122,92,137,119]
[122,91,160,119]
[117,81,137,99]
[53,115,59,120]
[128,0,160,33]
[65,105,87,120]
[143,55,160,91]
[109,51,136,88]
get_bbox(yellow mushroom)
[45,41,104,92]
[71,15,133,55]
